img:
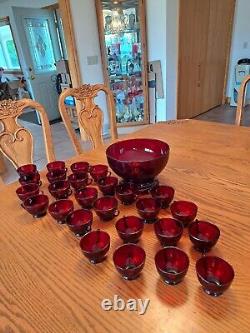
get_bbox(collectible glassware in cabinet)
[96,0,149,126]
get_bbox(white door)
[12,7,61,121]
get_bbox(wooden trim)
[222,0,236,104]
[42,3,59,10]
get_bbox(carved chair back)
[0,99,55,168]
[235,75,250,126]
[58,84,118,154]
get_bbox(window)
[0,17,21,70]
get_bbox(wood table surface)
[1,120,250,333]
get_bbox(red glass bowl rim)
[115,216,144,235]
[155,246,190,273]
[113,243,146,269]
[80,230,110,253]
[136,197,161,212]
[171,200,198,210]
[48,199,74,212]
[17,164,37,173]
[47,161,65,168]
[75,187,98,199]
[71,161,89,168]
[90,164,108,171]
[106,138,170,163]
[23,194,49,207]
[94,196,118,211]
[196,256,235,285]
[67,209,93,227]
[155,218,183,237]
[189,220,220,242]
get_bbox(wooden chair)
[235,75,250,126]
[0,99,55,169]
[58,84,118,154]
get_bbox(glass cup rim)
[113,243,146,270]
[189,220,220,243]
[94,196,118,212]
[115,216,144,236]
[80,230,110,253]
[155,246,189,275]
[155,218,183,238]
[67,209,93,227]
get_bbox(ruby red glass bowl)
[155,247,189,285]
[106,138,170,184]
[136,197,161,223]
[71,161,90,175]
[196,256,234,296]
[80,230,110,263]
[75,187,98,209]
[16,183,40,201]
[115,216,144,243]
[113,244,146,280]
[17,164,37,176]
[48,199,74,224]
[170,200,198,227]
[66,209,93,237]
[22,194,49,218]
[154,218,183,247]
[48,180,72,199]
[98,176,118,196]
[68,173,92,190]
[151,185,175,208]
[90,164,110,182]
[94,196,119,221]
[189,220,220,252]
[47,161,66,172]
[116,183,137,205]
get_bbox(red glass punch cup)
[196,256,234,297]
[150,185,175,208]
[47,161,66,172]
[113,244,146,280]
[80,230,110,264]
[89,164,110,182]
[67,209,93,237]
[48,180,72,199]
[17,164,37,177]
[48,199,74,224]
[71,161,90,175]
[98,176,118,196]
[136,197,161,223]
[154,218,183,247]
[68,173,92,191]
[75,187,98,209]
[94,196,119,221]
[115,216,144,243]
[18,172,41,186]
[16,183,40,201]
[189,220,220,252]
[22,194,49,218]
[155,247,189,285]
[170,200,198,227]
[116,183,137,205]
[46,169,67,183]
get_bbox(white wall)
[226,0,250,98]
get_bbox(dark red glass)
[106,138,170,184]
[48,180,72,199]
[80,230,110,263]
[68,173,92,190]
[16,183,40,201]
[47,161,66,172]
[67,209,93,237]
[136,197,161,223]
[18,171,41,186]
[70,161,90,175]
[48,199,74,224]
[196,256,234,296]
[115,216,144,243]
[90,164,110,182]
[189,220,220,252]
[75,187,98,209]
[98,176,118,195]
[155,247,189,285]
[94,196,119,221]
[116,183,137,205]
[46,169,67,183]
[154,218,183,247]
[170,200,198,227]
[17,164,37,176]
[113,244,146,280]
[22,194,49,218]
[151,185,175,208]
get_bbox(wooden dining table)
[0,120,250,333]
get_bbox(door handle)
[197,64,201,87]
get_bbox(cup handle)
[87,178,93,185]
[114,209,120,217]
[68,189,72,196]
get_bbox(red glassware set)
[15,138,234,296]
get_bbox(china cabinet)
[96,0,149,126]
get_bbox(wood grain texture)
[0,99,55,168]
[236,75,250,126]
[0,120,250,333]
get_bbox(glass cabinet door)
[96,0,149,126]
